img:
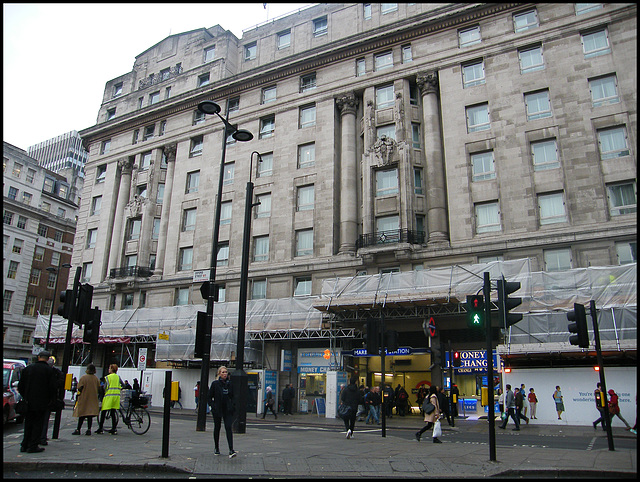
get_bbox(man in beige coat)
[415,385,442,443]
[72,364,101,435]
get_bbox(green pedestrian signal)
[466,295,484,328]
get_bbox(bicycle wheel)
[128,406,151,435]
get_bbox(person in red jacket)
[608,389,631,429]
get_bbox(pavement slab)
[3,405,636,478]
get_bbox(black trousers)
[593,408,607,430]
[77,416,94,431]
[283,399,292,414]
[98,408,117,431]
[263,403,277,418]
[417,421,434,436]
[343,410,357,433]
[500,408,520,429]
[22,409,47,450]
[213,413,234,452]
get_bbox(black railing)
[356,229,426,249]
[110,265,152,279]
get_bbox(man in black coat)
[282,384,295,415]
[437,386,452,425]
[40,356,65,446]
[339,377,363,439]
[18,351,58,453]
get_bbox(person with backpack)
[396,386,409,416]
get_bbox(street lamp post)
[196,100,253,431]
[45,263,72,351]
[232,151,262,434]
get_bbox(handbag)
[432,419,442,438]
[337,403,352,420]
[422,399,435,415]
[15,399,28,416]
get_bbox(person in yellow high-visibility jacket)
[96,364,122,434]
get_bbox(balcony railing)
[356,229,426,249]
[110,265,153,279]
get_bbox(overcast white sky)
[3,3,313,151]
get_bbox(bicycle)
[104,392,151,435]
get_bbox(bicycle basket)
[131,395,149,407]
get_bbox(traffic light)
[567,303,589,348]
[497,276,523,328]
[200,281,218,301]
[430,338,441,367]
[386,330,399,352]
[452,351,462,367]
[466,295,484,328]
[83,308,101,344]
[194,311,208,359]
[365,319,380,355]
[75,284,94,326]
[58,289,75,319]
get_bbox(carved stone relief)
[416,70,439,96]
[373,136,397,166]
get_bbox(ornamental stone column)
[107,157,134,273]
[417,70,449,245]
[336,92,358,254]
[154,144,176,275]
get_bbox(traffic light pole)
[448,339,454,428]
[380,312,386,438]
[484,271,496,461]
[52,266,81,440]
[590,300,614,451]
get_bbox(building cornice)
[79,3,520,146]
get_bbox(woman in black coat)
[208,366,237,458]
[339,377,362,439]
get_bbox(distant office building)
[28,130,88,205]
[3,141,77,360]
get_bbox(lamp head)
[233,129,253,142]
[198,100,221,115]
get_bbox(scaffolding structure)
[36,259,636,362]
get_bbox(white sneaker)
[346,429,352,439]
[229,450,238,459]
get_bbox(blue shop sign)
[349,347,426,357]
[447,350,499,373]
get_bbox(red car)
[3,360,26,424]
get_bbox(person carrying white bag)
[415,385,443,443]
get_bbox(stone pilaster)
[416,71,449,245]
[336,92,358,254]
[107,157,134,272]
[154,144,177,275]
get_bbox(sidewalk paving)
[4,405,637,478]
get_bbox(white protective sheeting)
[35,260,635,360]
[35,296,323,361]
[316,260,636,312]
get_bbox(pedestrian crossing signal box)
[171,381,179,401]
[65,373,73,390]
[481,387,489,406]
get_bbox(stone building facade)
[3,142,77,360]
[72,4,636,393]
